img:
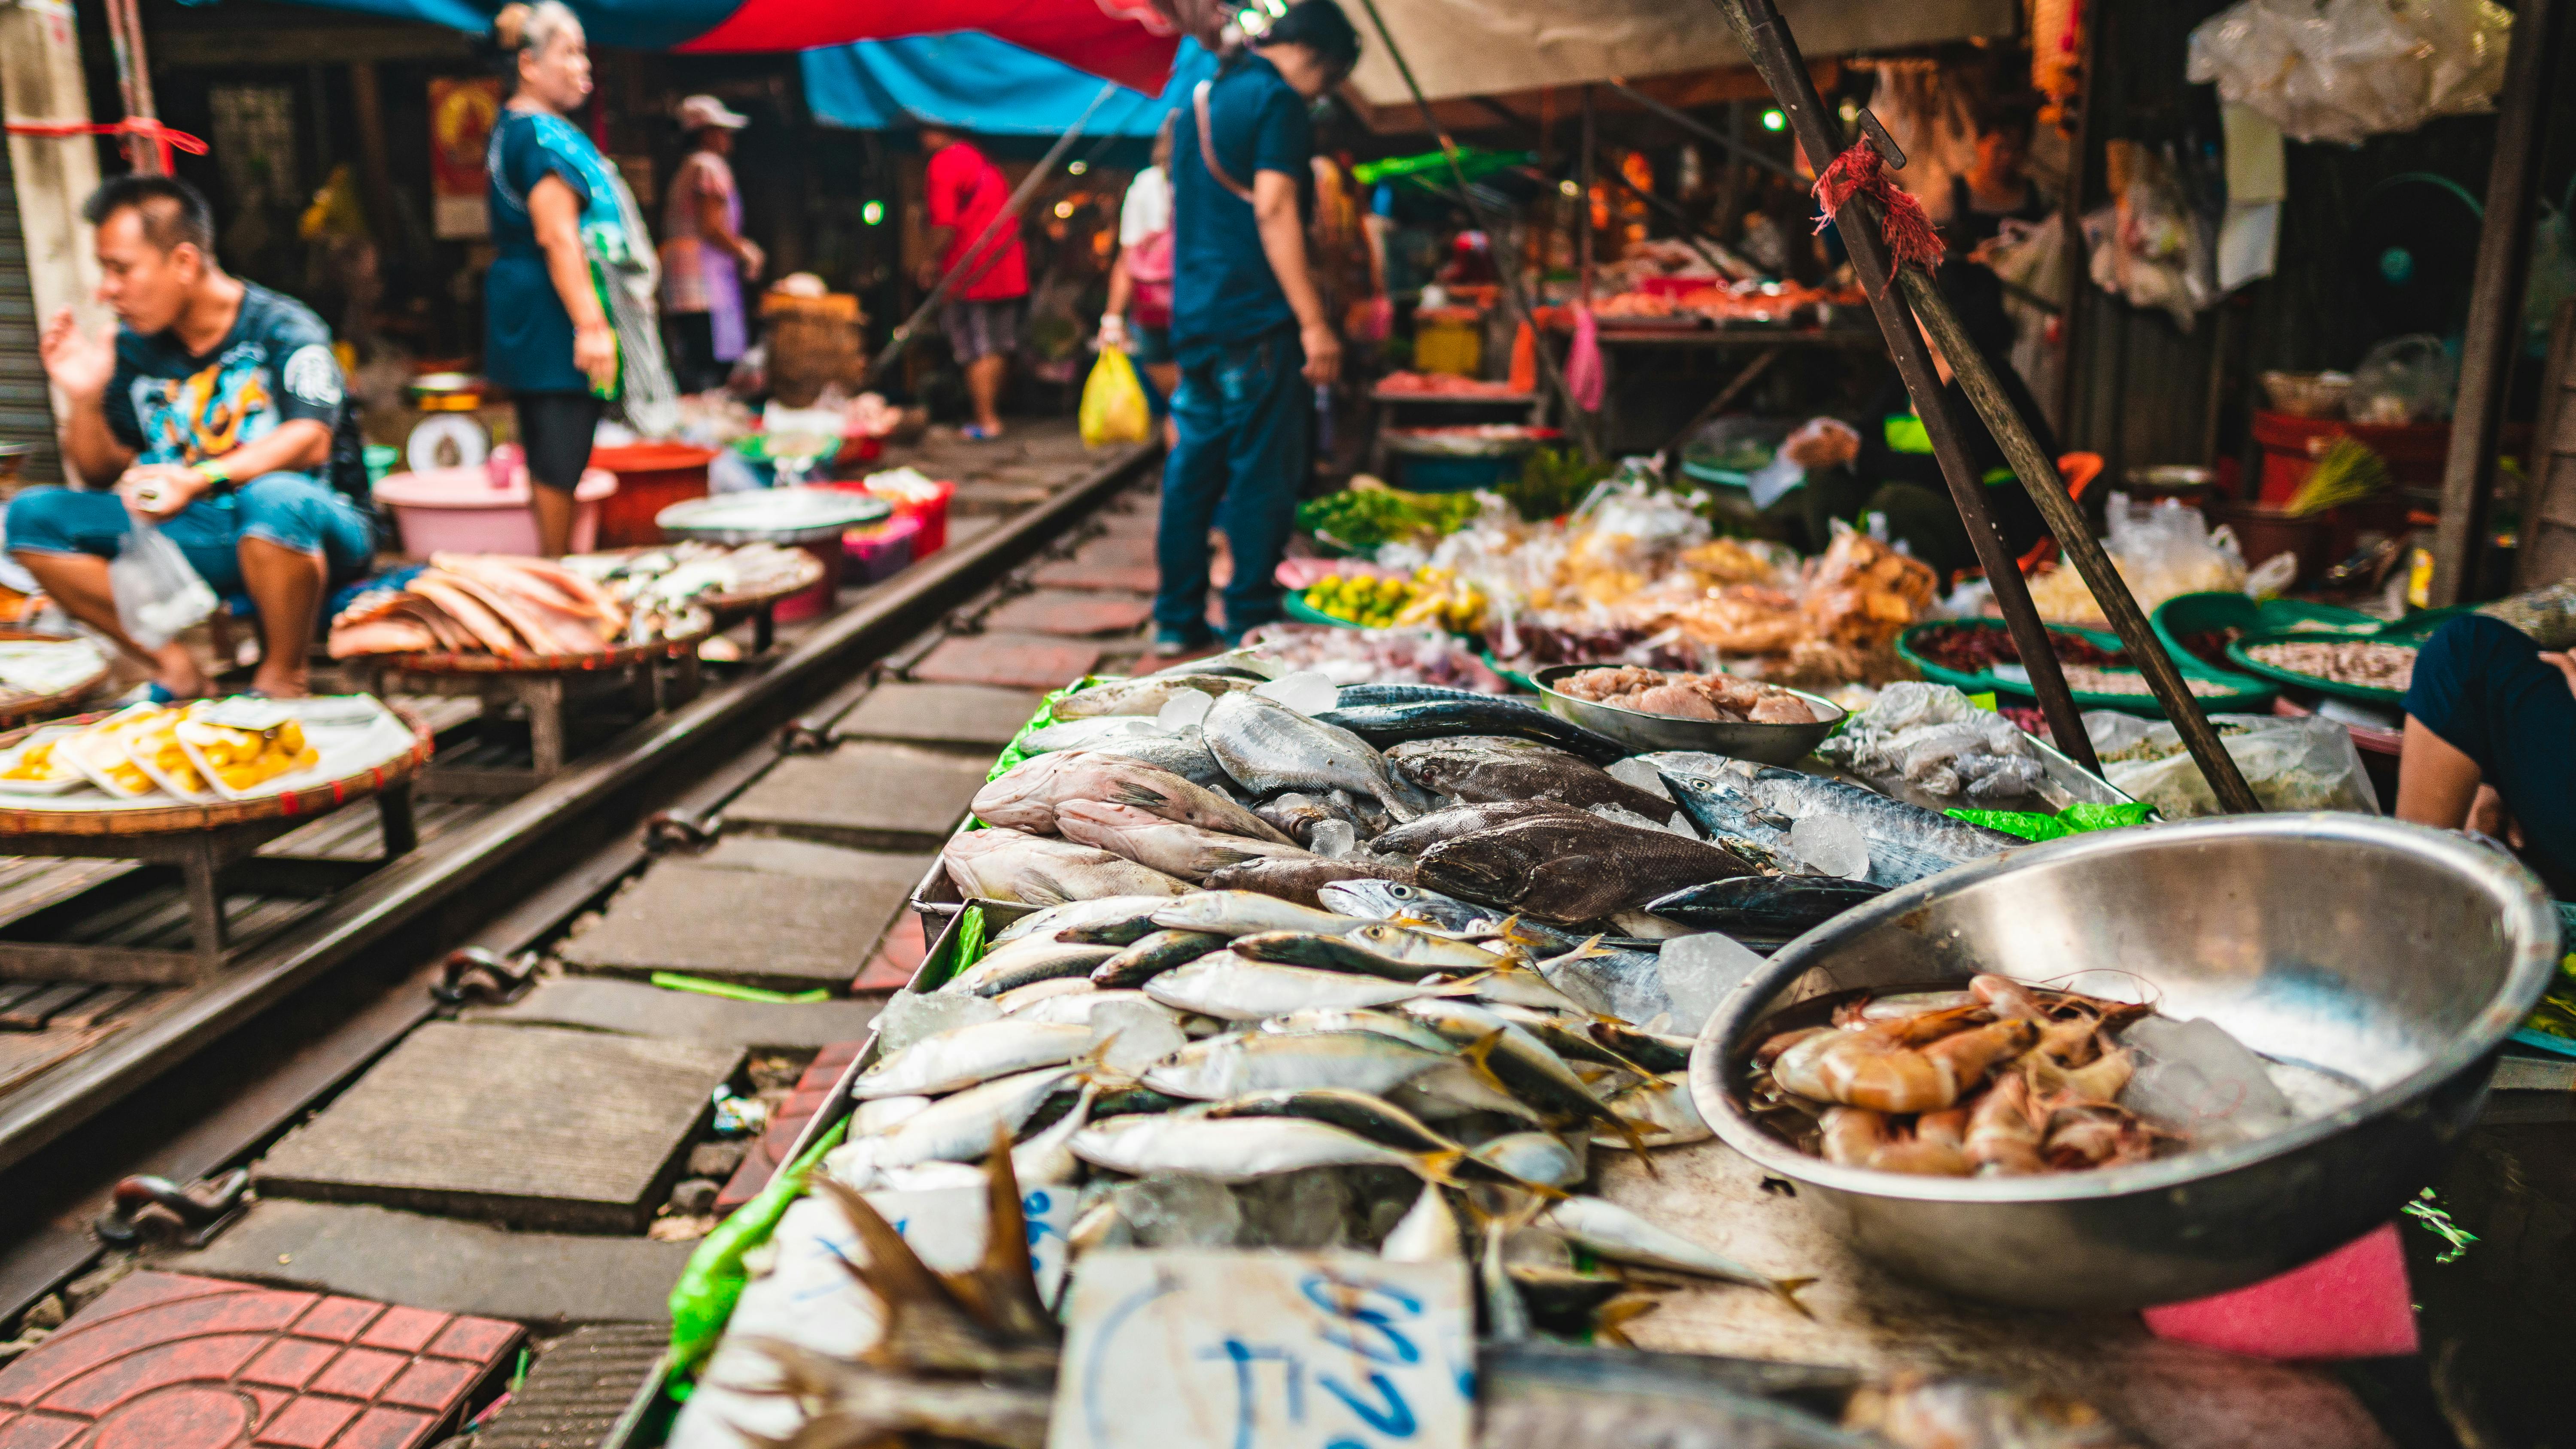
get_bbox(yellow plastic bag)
[1079,345,1152,447]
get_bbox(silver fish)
[872,1066,1078,1168]
[1380,1184,1463,1262]
[1401,997,1644,1152]
[1319,879,1596,954]
[1258,1007,1459,1055]
[1470,1131,1587,1188]
[1057,800,1315,882]
[1019,716,1171,753]
[1149,890,1370,938]
[990,894,1179,945]
[1146,952,1465,1021]
[1006,988,1181,1027]
[987,977,1097,1015]
[854,1019,1096,1098]
[1203,691,1425,822]
[1592,1071,1710,1148]
[1464,962,1599,1016]
[1069,1114,1455,1182]
[1088,928,1229,988]
[974,751,1294,843]
[940,937,1119,997]
[941,828,1192,907]
[1083,728,1233,790]
[1350,922,1519,970]
[1389,1064,1549,1125]
[1538,1195,1814,1311]
[1141,1031,1452,1100]
[1008,1083,1098,1186]
[1646,754,2015,888]
[1050,673,1258,719]
[1229,930,1434,982]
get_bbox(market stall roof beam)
[1602,79,1800,184]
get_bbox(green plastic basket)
[2151,591,2381,667]
[2224,629,2418,706]
[1899,619,2275,717]
[1282,591,1369,631]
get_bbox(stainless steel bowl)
[1530,664,1844,765]
[1687,814,2559,1310]
[655,486,890,547]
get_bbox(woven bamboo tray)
[0,702,433,836]
[0,632,109,728]
[357,610,714,677]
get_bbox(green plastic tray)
[2224,629,2418,706]
[1282,591,1367,631]
[1899,619,2276,718]
[2151,591,2381,667]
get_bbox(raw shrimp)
[2043,1101,2157,1169]
[1772,1013,2034,1113]
[1819,1106,1886,1166]
[1820,1105,1969,1176]
[1964,1071,2044,1176]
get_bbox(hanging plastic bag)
[2085,710,2378,817]
[2185,0,2512,146]
[2345,333,2457,423]
[1078,345,1151,447]
[109,517,218,649]
[1565,306,1604,413]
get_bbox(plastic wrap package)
[1816,682,2050,807]
[2082,144,2213,330]
[2346,334,2457,424]
[2480,582,2576,648]
[2025,499,2245,626]
[2086,710,2379,817]
[2186,0,2512,146]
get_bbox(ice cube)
[2119,1015,2300,1147]
[1310,818,1358,859]
[1254,670,1340,715]
[1088,1000,1188,1072]
[1233,1167,1349,1248]
[1606,757,1675,801]
[1544,946,1668,1022]
[1589,803,1669,833]
[1789,812,1871,879]
[1155,688,1215,731]
[877,989,1002,1054]
[1113,1172,1242,1247]
[1658,931,1767,1034]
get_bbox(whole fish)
[941,931,1118,991]
[1050,673,1257,719]
[1230,929,1445,982]
[1195,1090,1563,1188]
[1320,879,1594,954]
[872,1067,1079,1168]
[1142,1031,1452,1100]
[1258,1007,1458,1055]
[1057,800,1315,882]
[1142,646,1279,682]
[1536,1195,1814,1313]
[987,977,1098,1013]
[973,752,1292,843]
[1081,728,1234,789]
[1391,1064,1549,1125]
[1203,691,1426,822]
[1320,700,1631,764]
[1088,928,1229,988]
[1371,800,1593,858]
[1647,755,2016,887]
[1146,952,1463,1021]
[991,894,1179,945]
[1379,1183,1463,1262]
[1594,1071,1710,1148]
[1469,1130,1587,1188]
[1417,812,1757,922]
[1019,716,1170,754]
[1467,962,1606,1016]
[941,828,1192,907]
[1349,921,1519,970]
[1150,890,1370,938]
[1008,988,1179,1027]
[1069,1114,1458,1183]
[1008,1083,1098,1186]
[1402,997,1645,1153]
[855,1019,1097,1098]
[1478,1342,1872,1449]
[1645,876,1888,935]
[1480,1002,1650,1071]
[1203,853,1416,908]
[1386,739,1678,818]
[939,937,1120,997]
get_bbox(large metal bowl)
[1687,813,2560,1310]
[1530,664,1844,764]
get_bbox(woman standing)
[481,1,627,557]
[660,94,763,394]
[1099,117,1179,405]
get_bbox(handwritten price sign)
[1049,1250,1473,1449]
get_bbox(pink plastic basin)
[374,465,618,557]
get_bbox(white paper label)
[1048,1250,1473,1449]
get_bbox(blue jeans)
[2403,615,2576,881]
[7,474,375,597]
[1157,325,1307,641]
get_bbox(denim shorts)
[7,473,376,597]
[943,298,1024,363]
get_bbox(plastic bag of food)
[2186,0,2512,146]
[109,521,218,649]
[2346,334,2456,424]
[2480,582,2576,648]
[2086,710,2378,817]
[1078,346,1151,447]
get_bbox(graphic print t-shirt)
[103,282,367,509]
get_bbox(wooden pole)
[1702,0,2122,783]
[2430,0,2561,606]
[1578,85,1595,306]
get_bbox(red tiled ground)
[1030,560,1160,594]
[1074,535,1158,567]
[714,1040,867,1211]
[908,634,1102,691]
[979,591,1153,638]
[855,912,924,991]
[0,1274,519,1449]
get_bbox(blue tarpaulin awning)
[801,34,1218,136]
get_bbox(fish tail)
[1412,1148,1467,1188]
[1770,1275,1820,1319]
[1072,1034,1142,1091]
[1592,1293,1664,1347]
[1457,1029,1517,1100]
[1601,1105,1663,1176]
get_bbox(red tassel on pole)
[1810,143,1944,286]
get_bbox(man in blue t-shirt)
[16,175,374,699]
[1153,0,1360,651]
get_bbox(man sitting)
[16,174,375,698]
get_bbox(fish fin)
[1596,1100,1664,1178]
[1071,1032,1142,1091]
[1592,1293,1664,1347]
[1456,1029,1518,1100]
[1412,1148,1467,1188]
[961,1123,1059,1344]
[1771,1275,1821,1320]
[1109,782,1178,810]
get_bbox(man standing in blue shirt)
[1154,0,1361,651]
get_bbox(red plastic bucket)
[588,443,716,548]
[863,475,954,556]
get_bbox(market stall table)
[559,546,827,657]
[655,487,894,625]
[0,701,431,983]
[1584,324,1886,455]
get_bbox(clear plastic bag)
[2086,710,2379,817]
[2186,0,2513,146]
[110,520,217,649]
[2345,333,2457,424]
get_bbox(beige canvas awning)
[1340,0,2017,106]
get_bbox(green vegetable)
[2058,801,2156,831]
[1505,447,1616,523]
[665,1116,851,1385]
[2286,437,2390,517]
[1946,800,2157,840]
[650,973,829,1004]
[1297,487,1474,549]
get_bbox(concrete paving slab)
[722,743,988,851]
[557,864,884,989]
[1075,534,1158,567]
[164,1205,692,1327]
[465,1325,665,1449]
[1031,559,1160,594]
[459,978,881,1049]
[0,1270,518,1449]
[979,590,1153,637]
[832,682,1045,749]
[253,1024,740,1233]
[688,836,930,887]
[908,634,1102,691]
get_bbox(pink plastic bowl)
[374,465,618,557]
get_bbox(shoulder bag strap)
[1194,80,1257,204]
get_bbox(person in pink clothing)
[918,124,1029,440]
[660,94,764,394]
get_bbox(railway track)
[0,433,1160,1339]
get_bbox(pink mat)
[2141,1223,2417,1360]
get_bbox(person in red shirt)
[918,124,1029,441]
